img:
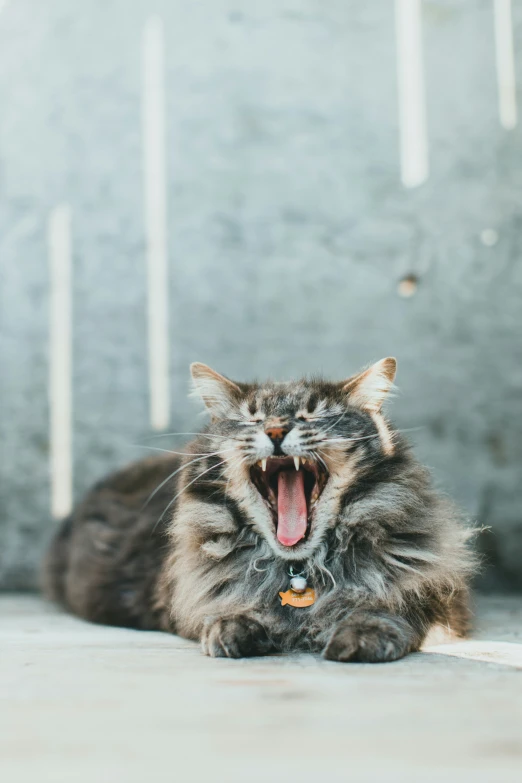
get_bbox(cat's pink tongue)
[277,470,308,547]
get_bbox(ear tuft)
[342,357,397,413]
[190,362,242,417]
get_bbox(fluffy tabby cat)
[43,358,475,662]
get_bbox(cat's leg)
[201,613,276,658]
[324,610,424,663]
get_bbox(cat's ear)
[190,362,242,417]
[342,357,397,413]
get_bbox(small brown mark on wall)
[397,273,419,298]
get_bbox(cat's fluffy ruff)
[43,359,476,662]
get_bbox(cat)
[43,358,476,662]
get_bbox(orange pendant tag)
[279,587,316,608]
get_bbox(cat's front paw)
[324,613,413,663]
[202,615,272,658]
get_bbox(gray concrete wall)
[1,0,521,589]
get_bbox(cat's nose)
[265,425,288,442]
[265,425,289,454]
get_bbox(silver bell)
[290,576,307,593]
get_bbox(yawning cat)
[43,358,475,662]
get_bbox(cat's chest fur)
[160,493,387,647]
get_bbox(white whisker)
[153,459,227,532]
[314,452,329,473]
[321,408,350,435]
[142,451,231,510]
[321,426,424,447]
[322,434,381,445]
[135,445,237,457]
[143,431,239,442]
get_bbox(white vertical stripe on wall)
[142,15,170,431]
[494,0,518,130]
[395,0,429,188]
[48,205,73,519]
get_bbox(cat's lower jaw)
[201,614,273,658]
[324,612,418,663]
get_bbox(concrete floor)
[1,596,521,783]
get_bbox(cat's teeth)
[261,459,267,472]
[293,457,300,471]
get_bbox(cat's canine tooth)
[293,456,300,471]
[261,459,267,472]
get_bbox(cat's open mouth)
[250,456,328,547]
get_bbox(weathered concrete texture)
[1,595,522,783]
[1,1,522,588]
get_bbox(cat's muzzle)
[249,456,328,548]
